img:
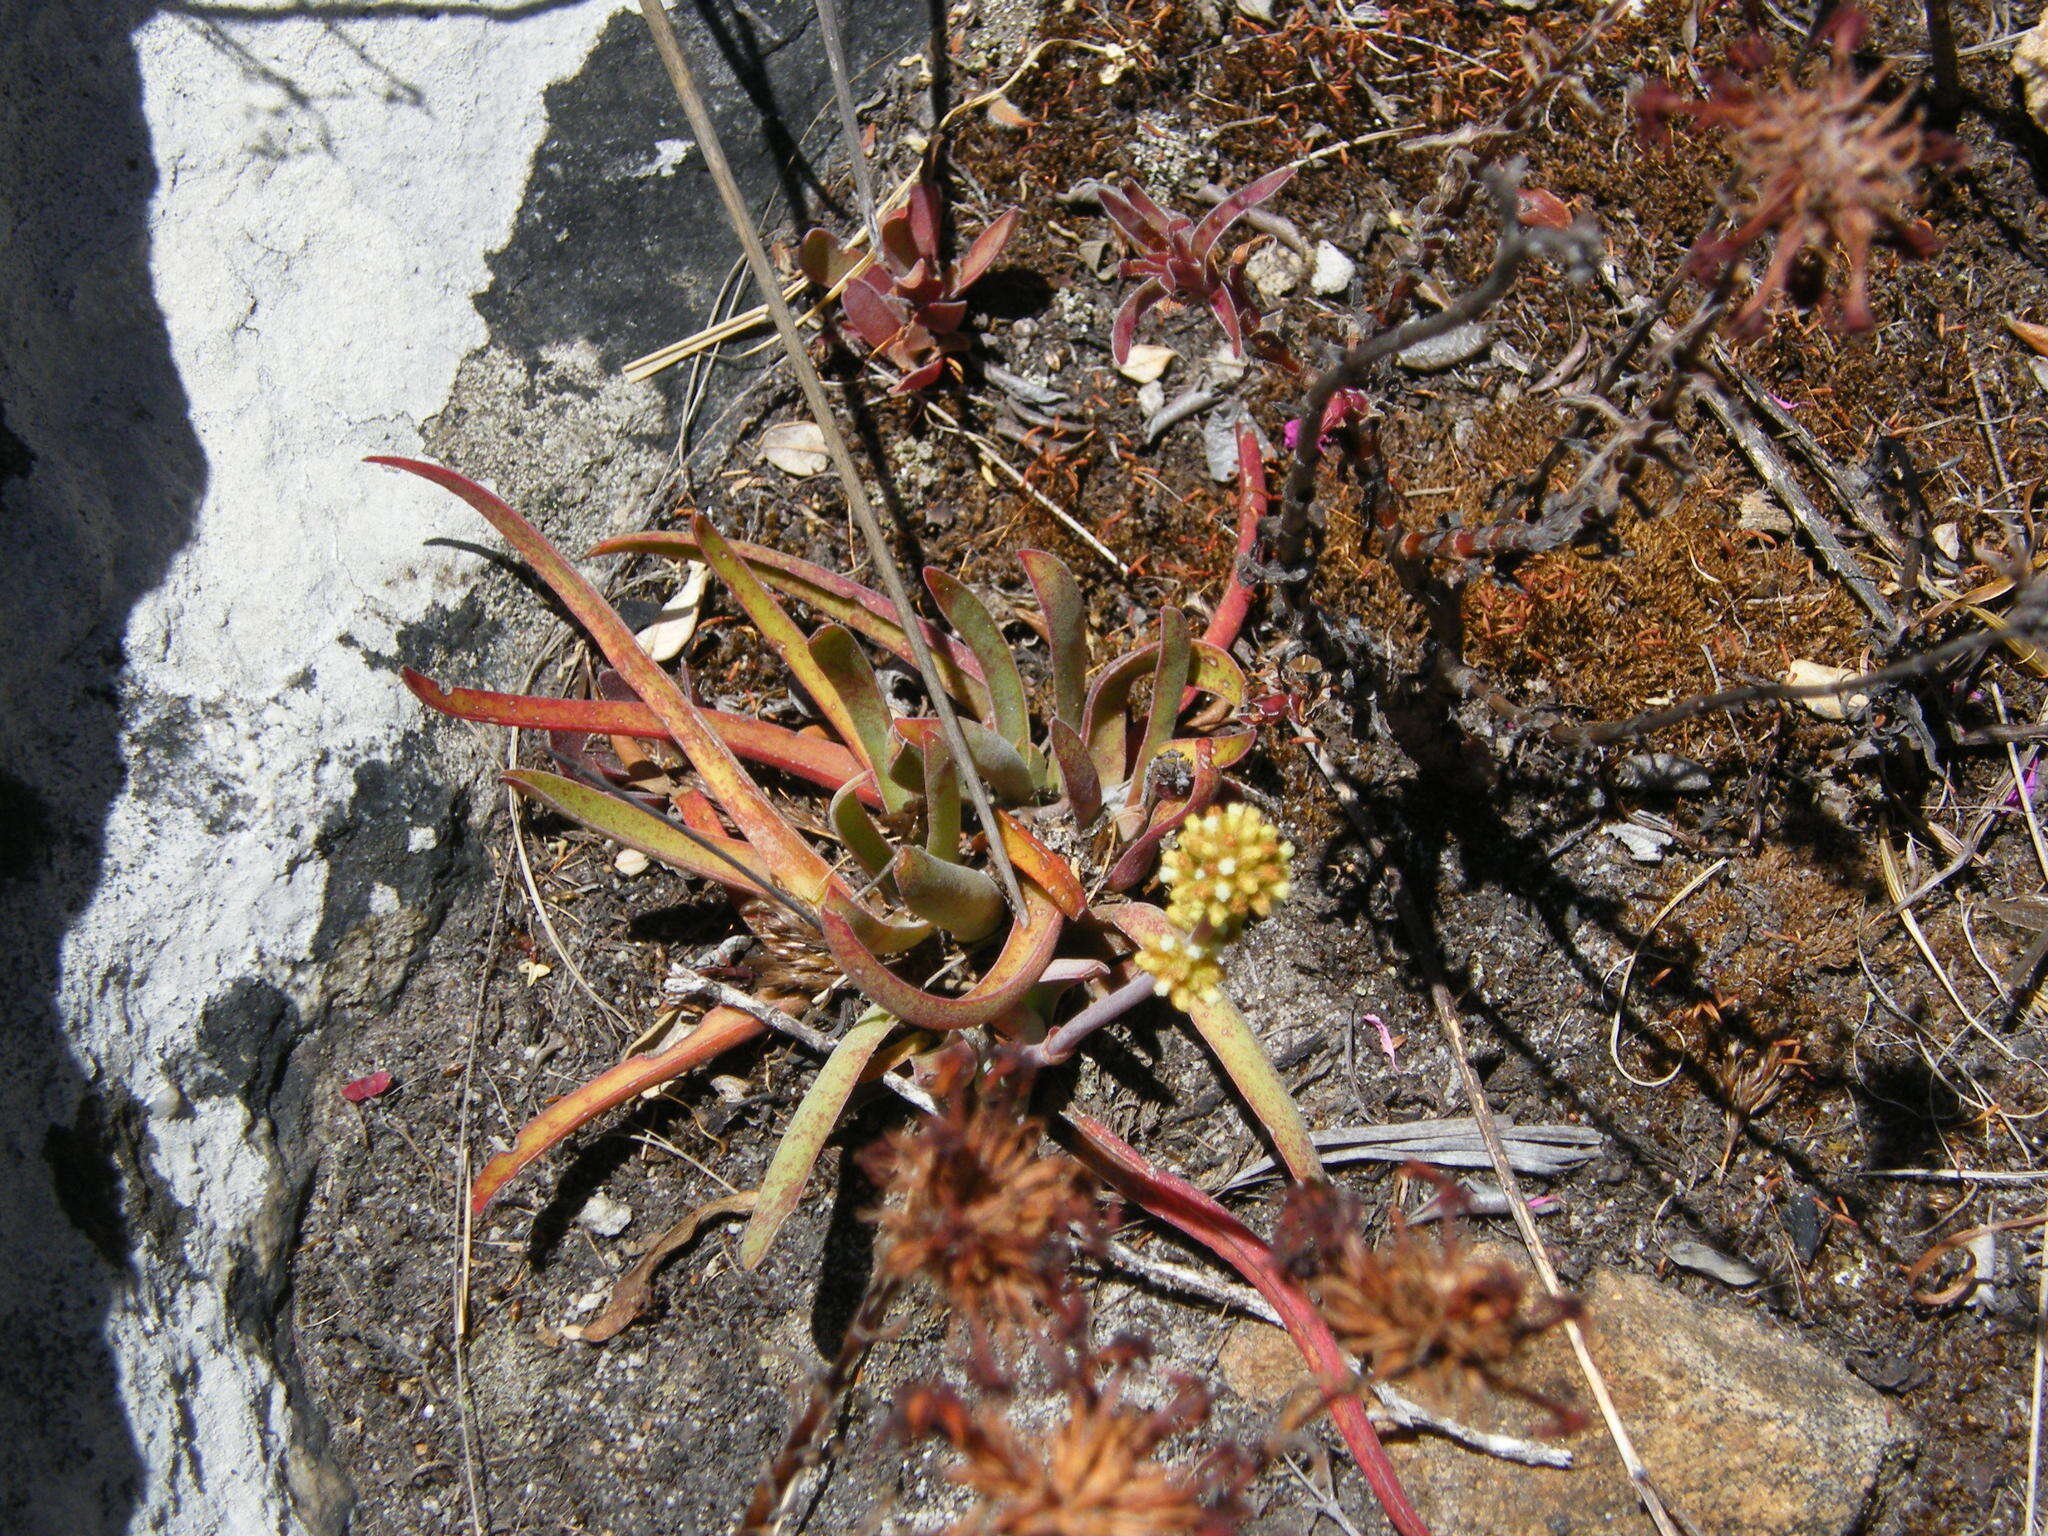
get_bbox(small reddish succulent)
[1100,166,1295,365]
[801,179,1020,392]
[1636,5,1960,335]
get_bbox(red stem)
[1183,423,1265,710]
[1064,1114,1431,1536]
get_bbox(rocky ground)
[295,2,2048,1533]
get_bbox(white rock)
[1115,343,1177,384]
[1785,660,1868,721]
[575,1192,634,1238]
[1309,239,1356,295]
[2015,8,2048,131]
[1246,240,1304,303]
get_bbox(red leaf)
[342,1070,393,1103]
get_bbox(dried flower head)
[898,1343,1251,1536]
[862,1070,1100,1339]
[1159,803,1294,936]
[1276,1177,1583,1431]
[1133,926,1225,1013]
[1636,6,1960,334]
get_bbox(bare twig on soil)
[1273,161,1597,588]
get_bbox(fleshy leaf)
[1047,717,1103,827]
[1189,164,1297,261]
[1107,902,1321,1182]
[1128,606,1190,796]
[471,1005,769,1211]
[404,670,877,805]
[368,459,835,905]
[1085,638,1246,792]
[504,770,771,899]
[1112,277,1165,367]
[923,732,962,863]
[994,811,1088,920]
[821,882,1061,1031]
[1018,548,1089,731]
[590,531,988,712]
[808,624,911,812]
[957,208,1021,289]
[830,778,895,879]
[841,277,906,350]
[893,845,1004,942]
[894,717,1036,805]
[1187,422,1265,706]
[924,568,1031,751]
[739,1009,899,1268]
[695,517,871,770]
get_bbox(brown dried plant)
[897,1340,1252,1536]
[1275,1175,1584,1431]
[1636,5,1960,334]
[861,1054,1103,1345]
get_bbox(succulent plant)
[1100,165,1295,366]
[374,447,1317,1264]
[800,178,1020,392]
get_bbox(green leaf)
[739,1009,899,1268]
[592,529,989,716]
[895,717,1036,805]
[1128,606,1190,796]
[1108,902,1322,1184]
[504,769,772,900]
[695,516,870,776]
[924,568,1030,751]
[1019,548,1090,732]
[1084,636,1246,792]
[829,777,895,880]
[809,624,912,812]
[893,845,1003,941]
[923,732,962,864]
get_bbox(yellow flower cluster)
[1158,803,1293,936]
[1132,927,1225,1013]
[1134,804,1292,1013]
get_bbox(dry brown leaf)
[572,1191,757,1344]
[760,420,829,477]
[2006,315,2048,356]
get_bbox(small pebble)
[1309,240,1355,296]
[575,1192,633,1238]
[1246,241,1303,303]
